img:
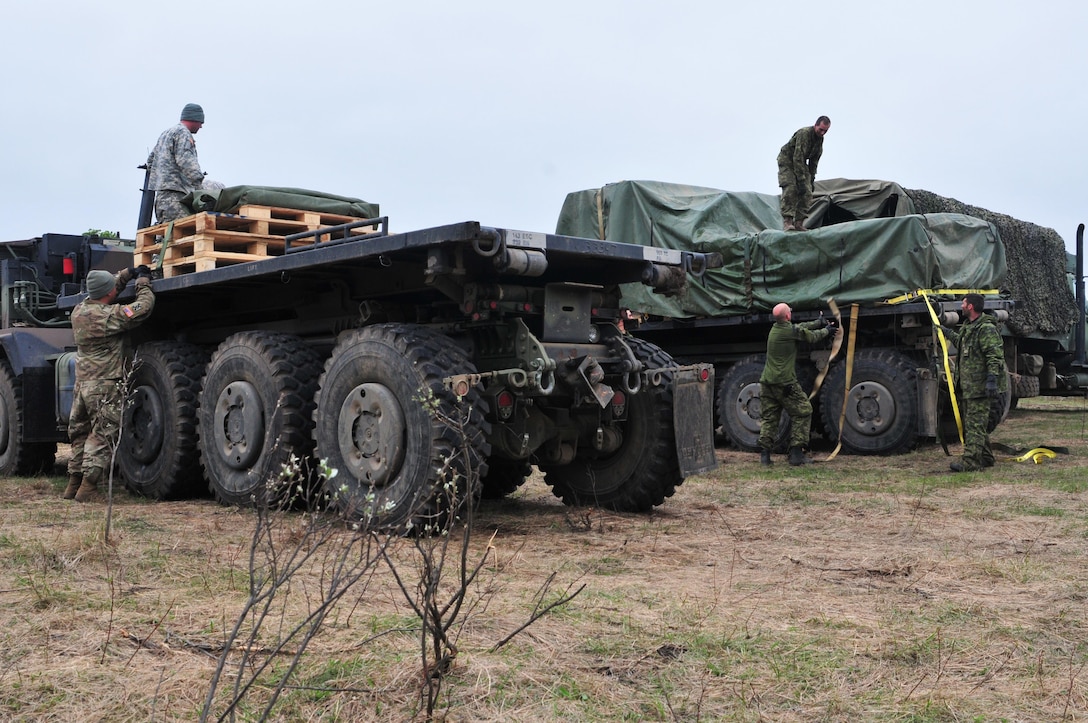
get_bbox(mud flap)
[672,365,717,476]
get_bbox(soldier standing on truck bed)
[943,293,1008,473]
[146,103,206,223]
[777,116,830,231]
[63,266,155,502]
[758,302,836,466]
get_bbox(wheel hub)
[124,385,164,463]
[337,383,406,486]
[845,381,896,436]
[213,381,264,470]
[735,382,763,434]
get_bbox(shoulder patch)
[122,305,135,318]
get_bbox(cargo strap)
[885,288,1001,305]
[809,297,842,401]
[991,442,1069,464]
[595,188,606,240]
[154,221,175,276]
[921,290,965,446]
[825,303,859,462]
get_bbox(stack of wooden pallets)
[134,205,378,278]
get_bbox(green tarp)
[556,180,1005,317]
[183,185,379,219]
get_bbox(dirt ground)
[0,397,1086,721]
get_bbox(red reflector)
[611,391,626,407]
[63,257,75,275]
[496,390,515,420]
[699,367,710,382]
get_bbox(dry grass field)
[0,396,1086,721]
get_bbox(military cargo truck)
[556,179,1083,455]
[0,193,718,529]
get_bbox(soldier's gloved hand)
[985,374,998,398]
[825,318,838,329]
[136,264,153,279]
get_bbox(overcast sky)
[2,1,1085,252]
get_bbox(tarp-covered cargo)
[183,185,380,219]
[556,180,1005,317]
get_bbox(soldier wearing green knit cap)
[64,267,155,502]
[146,103,207,224]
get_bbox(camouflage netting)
[905,189,1076,336]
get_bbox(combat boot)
[788,446,813,466]
[782,218,795,231]
[760,449,773,466]
[793,217,807,231]
[74,471,103,503]
[62,474,82,500]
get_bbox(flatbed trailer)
[9,216,719,529]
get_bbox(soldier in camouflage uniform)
[758,302,836,466]
[64,267,155,502]
[944,293,1007,473]
[147,103,206,224]
[777,116,830,231]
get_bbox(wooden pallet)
[135,205,380,277]
[133,229,287,277]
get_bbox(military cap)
[86,270,115,299]
[180,103,205,123]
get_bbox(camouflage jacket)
[72,272,155,381]
[951,313,1007,399]
[777,126,823,186]
[760,320,829,385]
[147,123,203,193]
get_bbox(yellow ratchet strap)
[885,288,1001,305]
[1014,448,1058,464]
[809,298,842,401]
[825,303,859,462]
[921,290,964,446]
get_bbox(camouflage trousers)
[779,175,812,225]
[959,396,995,471]
[67,378,122,484]
[154,190,191,224]
[758,381,812,450]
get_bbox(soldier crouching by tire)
[64,266,155,502]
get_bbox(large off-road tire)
[0,359,55,476]
[480,458,532,499]
[312,324,490,531]
[541,337,681,512]
[199,332,323,507]
[1014,373,1040,400]
[717,355,817,452]
[819,350,919,455]
[120,342,209,499]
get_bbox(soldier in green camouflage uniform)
[147,103,206,224]
[777,116,830,231]
[944,293,1007,472]
[64,267,155,502]
[758,302,835,466]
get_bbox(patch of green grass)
[586,555,627,576]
